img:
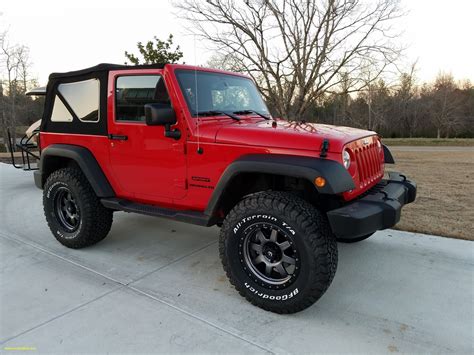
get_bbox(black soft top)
[49,63,166,80]
[43,63,167,137]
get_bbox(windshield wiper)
[232,110,271,120]
[195,110,240,121]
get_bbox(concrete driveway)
[0,163,472,353]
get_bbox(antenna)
[194,35,203,154]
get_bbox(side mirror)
[144,103,181,140]
[145,103,176,126]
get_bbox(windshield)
[175,69,270,117]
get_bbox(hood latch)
[320,139,329,158]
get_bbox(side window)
[115,75,170,122]
[51,79,100,123]
[51,96,73,122]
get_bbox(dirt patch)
[387,150,474,240]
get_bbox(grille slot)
[354,143,383,188]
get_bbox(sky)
[1,0,472,85]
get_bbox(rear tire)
[43,167,113,249]
[219,191,338,314]
[337,232,374,243]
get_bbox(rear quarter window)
[51,96,73,122]
[57,79,100,122]
[50,79,100,123]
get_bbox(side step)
[101,198,211,226]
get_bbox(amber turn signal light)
[314,176,326,187]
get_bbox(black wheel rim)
[241,223,300,288]
[54,187,80,232]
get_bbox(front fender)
[383,144,395,164]
[205,154,355,216]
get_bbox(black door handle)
[108,134,128,141]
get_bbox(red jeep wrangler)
[34,63,416,313]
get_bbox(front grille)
[354,143,383,188]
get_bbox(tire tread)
[43,167,112,249]
[219,191,338,313]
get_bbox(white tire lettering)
[233,214,279,234]
[244,283,298,301]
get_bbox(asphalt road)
[0,164,472,353]
[387,146,474,152]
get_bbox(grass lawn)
[382,138,474,146]
[387,149,474,240]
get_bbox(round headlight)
[343,149,351,169]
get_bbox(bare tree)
[358,77,391,131]
[394,62,419,137]
[207,52,246,72]
[0,31,20,150]
[0,32,32,150]
[175,0,403,119]
[322,71,354,126]
[0,79,4,149]
[15,45,31,94]
[428,73,463,138]
[308,70,474,138]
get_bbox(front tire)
[219,192,338,314]
[43,167,113,249]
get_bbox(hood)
[215,119,376,152]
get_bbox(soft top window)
[56,78,100,122]
[51,96,73,122]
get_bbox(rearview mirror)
[145,103,176,126]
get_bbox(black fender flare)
[383,144,395,164]
[36,144,115,197]
[205,154,355,216]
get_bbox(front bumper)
[327,172,416,239]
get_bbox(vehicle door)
[107,71,187,202]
